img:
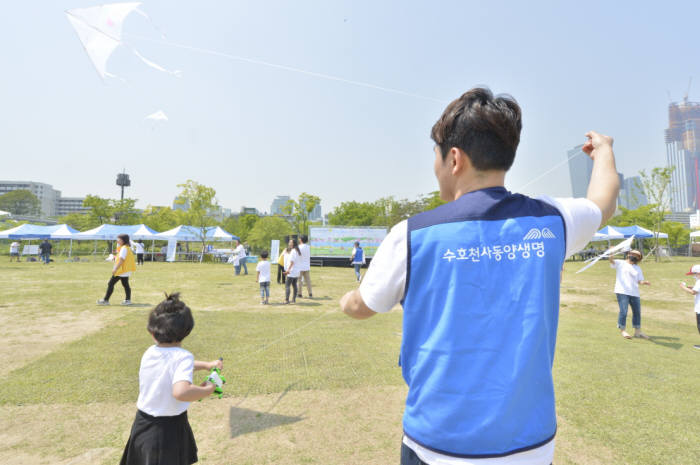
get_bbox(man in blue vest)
[340,88,619,465]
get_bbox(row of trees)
[4,167,689,259]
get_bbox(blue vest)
[353,247,364,264]
[401,187,566,458]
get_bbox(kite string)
[515,149,584,192]
[124,33,447,104]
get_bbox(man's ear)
[451,148,472,175]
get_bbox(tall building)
[567,145,593,198]
[0,181,62,217]
[270,195,291,215]
[619,176,647,210]
[309,203,322,221]
[57,197,90,216]
[665,98,700,212]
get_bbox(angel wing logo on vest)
[522,228,556,240]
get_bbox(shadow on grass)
[229,383,304,438]
[126,303,153,308]
[647,335,683,350]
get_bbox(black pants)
[697,313,700,334]
[137,253,144,265]
[285,277,297,302]
[277,264,285,284]
[105,276,131,301]
[401,443,428,465]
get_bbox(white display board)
[270,239,280,263]
[166,239,177,262]
[309,227,387,258]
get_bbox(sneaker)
[693,344,700,350]
[621,330,632,339]
[634,331,650,340]
[121,300,132,306]
[309,293,313,298]
[97,299,109,306]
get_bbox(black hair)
[300,235,308,243]
[117,234,131,246]
[261,250,269,259]
[354,241,360,247]
[291,238,301,255]
[147,292,194,343]
[431,87,522,171]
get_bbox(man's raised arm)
[583,130,620,226]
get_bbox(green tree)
[57,212,100,231]
[112,198,140,225]
[236,214,260,241]
[660,221,689,249]
[247,216,293,252]
[0,190,40,216]
[606,205,656,230]
[82,195,113,224]
[141,206,183,232]
[420,191,447,211]
[639,167,674,261]
[328,201,380,226]
[175,180,218,262]
[282,192,321,235]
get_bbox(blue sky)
[1,0,699,215]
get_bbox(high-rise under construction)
[666,97,700,212]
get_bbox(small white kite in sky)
[65,2,180,80]
[576,236,635,274]
[145,110,168,121]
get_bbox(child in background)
[257,250,271,304]
[120,293,223,465]
[679,264,700,350]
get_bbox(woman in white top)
[283,239,302,304]
[609,249,651,339]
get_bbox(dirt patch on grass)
[0,310,113,376]
[0,387,626,465]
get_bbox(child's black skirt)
[120,409,198,465]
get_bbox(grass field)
[0,256,698,464]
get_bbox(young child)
[120,293,223,465]
[679,265,700,350]
[256,251,271,304]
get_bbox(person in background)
[256,250,271,305]
[133,240,145,265]
[9,240,20,262]
[277,247,287,284]
[297,235,313,298]
[39,239,52,265]
[98,234,136,306]
[233,239,247,275]
[350,241,365,282]
[679,264,700,350]
[609,250,651,339]
[283,239,301,304]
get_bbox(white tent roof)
[49,224,80,239]
[0,210,10,217]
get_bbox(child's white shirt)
[693,279,700,314]
[136,345,194,416]
[256,260,271,283]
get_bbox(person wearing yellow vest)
[98,233,136,306]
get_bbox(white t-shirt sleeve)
[172,353,194,384]
[119,247,128,259]
[359,221,407,313]
[539,196,602,258]
[636,267,645,282]
[692,280,700,293]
